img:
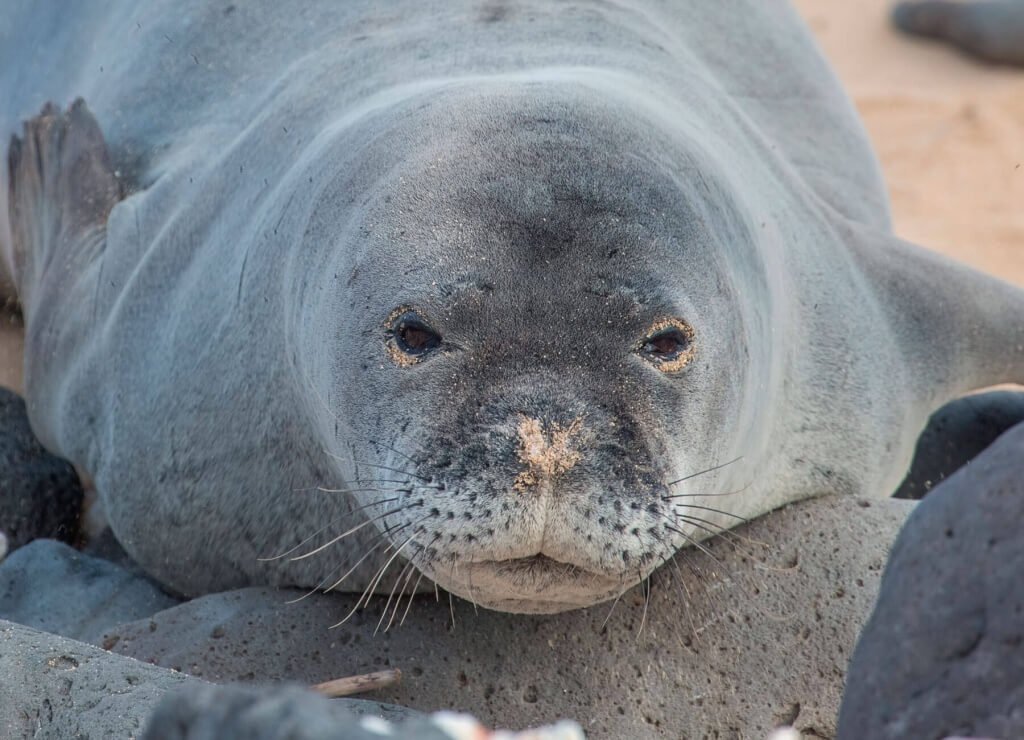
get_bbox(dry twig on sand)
[310,668,402,698]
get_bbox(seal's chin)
[431,554,632,614]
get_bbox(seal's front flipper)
[7,99,121,319]
[850,221,1024,409]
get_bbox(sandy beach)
[1,2,1021,395]
[795,0,1024,287]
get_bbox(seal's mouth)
[484,553,593,578]
[430,553,630,614]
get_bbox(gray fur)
[1,1,1023,612]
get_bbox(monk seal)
[2,1,1023,614]
[893,1,1024,67]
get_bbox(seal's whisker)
[286,528,414,604]
[258,496,402,561]
[321,538,396,597]
[376,557,418,635]
[331,548,400,626]
[672,508,770,552]
[662,487,748,500]
[600,589,625,633]
[286,553,370,605]
[292,481,414,493]
[315,485,414,495]
[297,477,422,493]
[662,554,702,644]
[289,504,417,562]
[365,437,424,469]
[658,509,766,614]
[674,515,765,560]
[636,571,651,641]
[334,525,424,628]
[662,504,750,555]
[666,456,743,487]
[348,528,419,626]
[465,558,480,616]
[317,475,443,492]
[384,560,419,633]
[318,516,423,599]
[662,479,755,500]
[387,536,436,631]
[289,538,390,604]
[663,523,726,566]
[664,503,750,522]
[347,457,433,482]
[391,532,441,630]
[400,571,426,627]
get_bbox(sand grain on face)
[513,417,583,491]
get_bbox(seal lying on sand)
[2,1,1023,613]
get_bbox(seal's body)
[3,1,1023,612]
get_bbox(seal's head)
[301,80,771,613]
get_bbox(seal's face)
[315,85,762,612]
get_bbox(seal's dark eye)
[387,310,441,362]
[637,319,696,372]
[643,331,688,358]
[398,320,440,353]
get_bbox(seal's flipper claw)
[7,99,120,311]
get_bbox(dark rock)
[892,0,1024,67]
[894,390,1024,499]
[141,684,440,740]
[0,388,83,550]
[0,539,181,642]
[838,422,1024,739]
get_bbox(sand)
[1,2,1022,394]
[794,0,1024,287]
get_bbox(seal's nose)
[513,415,585,491]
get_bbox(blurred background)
[1,1,1021,394]
[794,0,1024,286]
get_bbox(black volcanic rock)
[0,388,84,551]
[839,422,1024,739]
[893,390,1024,499]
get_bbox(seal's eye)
[643,330,688,357]
[387,310,441,362]
[637,319,696,372]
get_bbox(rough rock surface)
[0,389,83,551]
[838,422,1024,739]
[0,618,201,739]
[894,390,1024,499]
[0,539,181,643]
[0,619,423,740]
[101,495,912,740]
